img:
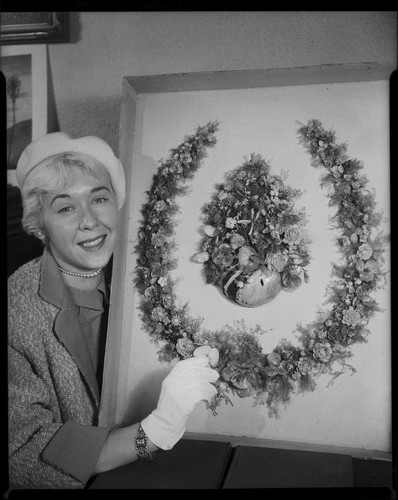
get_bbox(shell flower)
[154,200,167,212]
[238,246,261,272]
[218,190,229,200]
[357,243,373,261]
[144,286,157,299]
[340,233,351,246]
[212,244,235,269]
[281,271,302,292]
[283,226,302,245]
[331,164,344,177]
[151,306,170,324]
[267,351,282,367]
[297,357,313,376]
[230,233,246,250]
[289,265,303,277]
[226,217,237,229]
[316,329,328,340]
[342,306,362,326]
[222,361,263,398]
[312,342,333,363]
[176,337,196,357]
[359,260,380,282]
[171,316,182,326]
[157,276,167,287]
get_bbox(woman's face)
[41,167,120,273]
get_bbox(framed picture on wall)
[1,44,48,187]
[101,65,392,457]
[0,12,68,44]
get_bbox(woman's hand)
[141,356,219,450]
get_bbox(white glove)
[141,356,219,450]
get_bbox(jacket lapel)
[39,248,100,405]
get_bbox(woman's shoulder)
[8,257,58,346]
[8,257,42,298]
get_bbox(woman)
[8,132,219,489]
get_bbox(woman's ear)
[35,230,46,242]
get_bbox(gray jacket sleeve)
[8,345,111,488]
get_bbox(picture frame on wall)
[1,44,48,187]
[0,12,68,45]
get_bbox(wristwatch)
[135,423,156,461]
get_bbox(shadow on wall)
[47,12,81,134]
[68,12,82,44]
[47,47,60,134]
[47,13,122,150]
[58,95,122,154]
[124,365,172,424]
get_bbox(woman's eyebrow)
[50,194,70,206]
[91,186,111,194]
[50,186,111,206]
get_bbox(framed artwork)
[0,12,68,44]
[1,44,47,186]
[101,64,392,456]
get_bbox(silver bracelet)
[135,423,156,461]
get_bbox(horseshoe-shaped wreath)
[134,119,388,417]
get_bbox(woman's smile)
[78,234,107,250]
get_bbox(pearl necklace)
[58,266,102,278]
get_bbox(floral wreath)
[191,154,311,308]
[134,119,388,417]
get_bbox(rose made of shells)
[222,361,263,397]
[312,342,333,363]
[342,306,362,326]
[176,340,220,367]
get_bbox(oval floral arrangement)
[191,155,311,307]
[134,119,388,417]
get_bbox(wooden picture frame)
[0,12,68,44]
[1,44,48,186]
[100,63,392,458]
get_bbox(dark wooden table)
[89,438,394,495]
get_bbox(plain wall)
[46,11,397,152]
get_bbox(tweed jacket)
[8,248,111,489]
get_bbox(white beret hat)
[16,132,126,209]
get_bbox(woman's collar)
[39,246,66,309]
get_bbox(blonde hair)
[21,152,115,243]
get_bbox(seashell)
[290,253,304,265]
[281,273,302,292]
[364,260,379,273]
[289,265,303,277]
[192,251,209,263]
[238,246,260,272]
[220,268,282,307]
[236,388,253,398]
[204,225,217,237]
[350,233,358,244]
[230,233,246,250]
[208,348,219,367]
[193,345,211,357]
[267,351,282,367]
